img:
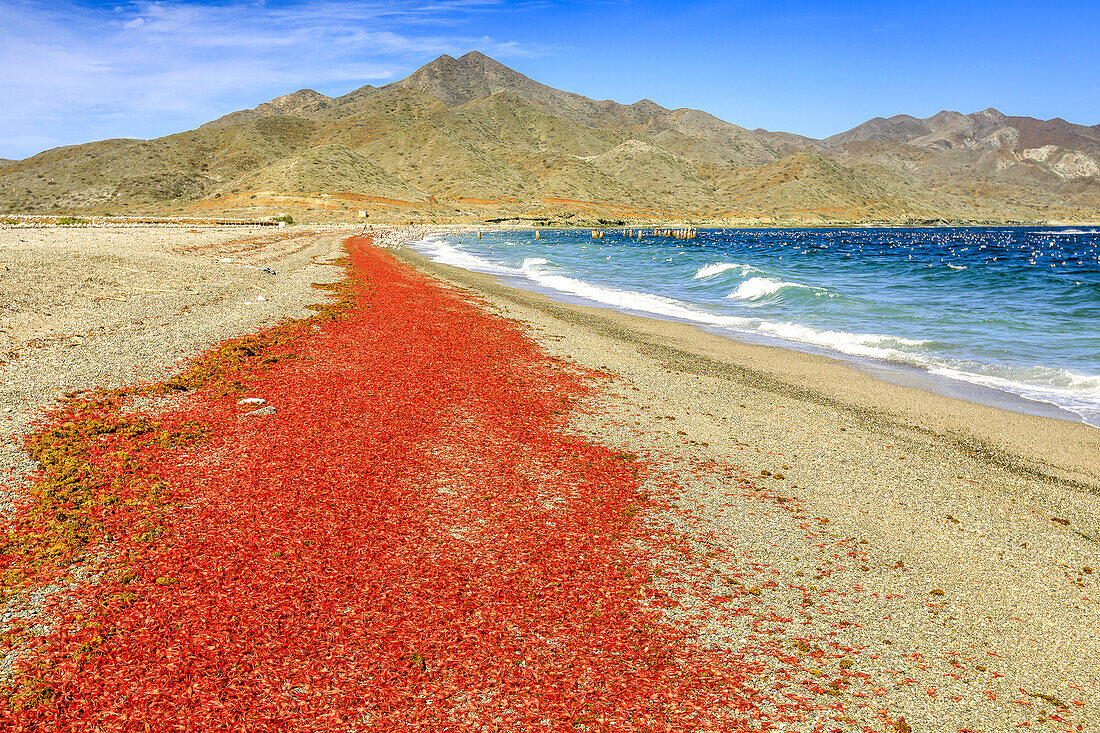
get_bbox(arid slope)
[2,52,1098,224]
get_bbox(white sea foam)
[410,235,518,276]
[419,243,921,364]
[929,364,1100,399]
[412,234,1100,427]
[726,277,809,300]
[750,326,1100,426]
[518,258,753,326]
[754,321,930,359]
[744,324,1100,426]
[518,261,932,364]
[925,365,1100,426]
[694,262,759,279]
[946,263,968,270]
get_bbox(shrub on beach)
[55,217,88,225]
[272,214,295,225]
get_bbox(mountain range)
[2,51,1098,225]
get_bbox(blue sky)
[2,0,1098,159]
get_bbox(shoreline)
[0,227,1095,728]
[6,218,1100,231]
[394,240,1100,728]
[474,264,1095,429]
[699,322,1090,426]
[404,227,1100,438]
[394,242,1100,489]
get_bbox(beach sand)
[1,226,1096,729]
[394,244,1100,731]
[0,225,351,509]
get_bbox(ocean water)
[410,227,1100,427]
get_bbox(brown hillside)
[2,52,1098,224]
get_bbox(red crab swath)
[2,236,788,731]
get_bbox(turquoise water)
[410,227,1100,426]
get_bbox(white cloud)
[0,0,552,159]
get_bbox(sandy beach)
[393,244,1100,731]
[0,225,351,505]
[0,226,1096,731]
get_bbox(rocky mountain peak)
[259,89,332,115]
[4,51,1099,222]
[395,51,544,106]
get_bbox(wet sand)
[394,244,1100,731]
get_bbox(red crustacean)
[2,237,772,731]
[9,237,1042,731]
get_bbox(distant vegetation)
[55,217,88,225]
[272,214,295,225]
